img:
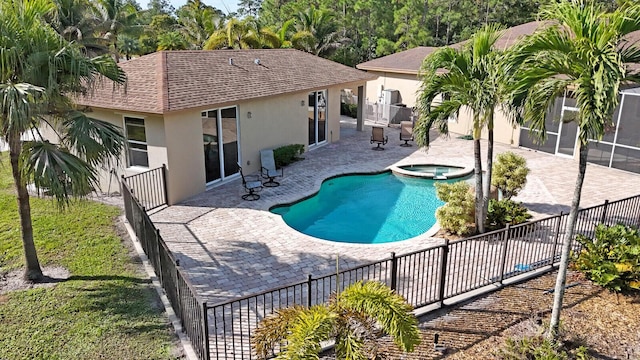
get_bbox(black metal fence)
[120,171,640,360]
[205,194,640,359]
[122,165,168,211]
[122,179,210,360]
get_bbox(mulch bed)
[375,270,640,359]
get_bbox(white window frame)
[124,116,149,168]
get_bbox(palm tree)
[204,17,280,50]
[176,0,223,49]
[507,0,640,339]
[252,281,421,359]
[93,0,140,61]
[291,7,343,57]
[0,0,126,281]
[157,31,188,50]
[415,24,506,234]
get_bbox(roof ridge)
[157,51,169,112]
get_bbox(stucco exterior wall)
[445,106,521,146]
[162,111,206,204]
[53,84,357,205]
[237,91,308,174]
[39,109,167,196]
[363,71,421,107]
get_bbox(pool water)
[271,172,462,244]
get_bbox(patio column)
[357,85,364,132]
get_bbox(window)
[125,117,148,167]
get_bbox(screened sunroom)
[519,87,640,174]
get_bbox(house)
[356,22,640,174]
[72,49,376,204]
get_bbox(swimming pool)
[270,171,465,244]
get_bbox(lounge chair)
[370,126,388,150]
[238,165,263,201]
[399,121,414,147]
[260,149,283,187]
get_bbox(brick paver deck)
[150,118,640,305]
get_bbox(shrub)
[492,152,530,199]
[340,102,358,118]
[486,199,532,231]
[575,224,640,292]
[435,182,475,235]
[273,144,305,168]
[497,336,590,360]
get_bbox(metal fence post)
[162,163,169,206]
[498,224,511,284]
[156,229,163,285]
[307,274,313,308]
[390,252,398,291]
[175,259,183,329]
[600,199,609,224]
[437,241,449,305]
[551,212,564,267]
[202,302,210,360]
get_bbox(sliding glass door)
[308,90,327,146]
[202,107,240,184]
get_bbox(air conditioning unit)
[381,89,400,105]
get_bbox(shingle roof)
[77,49,377,114]
[356,22,545,74]
[356,47,439,75]
[357,21,640,76]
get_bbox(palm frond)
[0,82,46,137]
[21,140,97,204]
[279,305,336,360]
[252,306,304,359]
[337,281,421,353]
[61,111,124,169]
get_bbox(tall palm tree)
[415,24,506,234]
[252,281,421,359]
[507,0,640,339]
[291,7,343,57]
[176,0,223,49]
[0,0,126,281]
[204,17,279,50]
[93,0,140,61]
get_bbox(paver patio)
[150,118,640,305]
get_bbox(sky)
[165,0,239,14]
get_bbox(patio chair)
[238,164,263,201]
[399,121,414,147]
[370,126,388,150]
[260,149,283,187]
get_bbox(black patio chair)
[238,164,263,201]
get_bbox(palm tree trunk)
[483,115,494,222]
[548,141,588,340]
[474,137,485,234]
[8,133,43,281]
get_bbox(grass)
[0,153,179,360]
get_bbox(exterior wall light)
[247,111,252,118]
[301,100,305,106]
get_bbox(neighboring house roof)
[77,49,377,114]
[356,47,439,75]
[357,21,640,76]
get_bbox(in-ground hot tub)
[391,164,473,180]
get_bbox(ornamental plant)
[486,199,532,231]
[435,182,475,235]
[575,224,640,292]
[273,144,305,168]
[252,281,421,359]
[491,152,530,199]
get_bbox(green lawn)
[0,154,180,360]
